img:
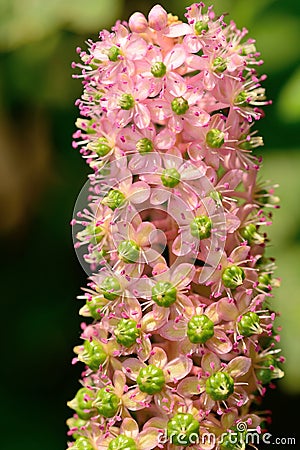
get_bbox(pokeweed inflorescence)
[68,3,284,449]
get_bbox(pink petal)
[121,417,139,437]
[113,370,126,396]
[171,263,195,287]
[138,428,159,450]
[164,356,193,382]
[165,22,192,38]
[123,358,145,380]
[166,72,187,97]
[137,337,152,361]
[159,320,186,341]
[207,330,233,355]
[150,188,170,205]
[149,347,168,368]
[183,34,202,53]
[218,169,244,190]
[201,351,221,374]
[177,376,204,397]
[155,127,176,150]
[230,245,250,263]
[165,45,186,70]
[217,297,239,321]
[126,37,148,60]
[122,389,151,411]
[141,309,169,332]
[187,107,210,127]
[227,356,252,378]
[128,181,151,204]
[134,103,151,129]
[225,213,241,233]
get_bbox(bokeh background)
[1,0,299,448]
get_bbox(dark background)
[1,1,299,448]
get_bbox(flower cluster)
[68,3,283,450]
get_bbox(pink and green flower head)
[69,3,283,449]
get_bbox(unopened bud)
[129,12,148,33]
[148,5,168,31]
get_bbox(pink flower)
[123,346,192,412]
[177,351,251,413]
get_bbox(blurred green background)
[1,0,299,448]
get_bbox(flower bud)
[238,312,262,337]
[115,318,140,347]
[101,189,125,210]
[222,266,245,289]
[100,276,122,300]
[206,128,225,148]
[148,5,168,31]
[108,435,137,450]
[152,281,177,307]
[94,387,119,418]
[187,314,214,344]
[128,12,148,33]
[137,364,165,394]
[117,240,140,263]
[190,215,212,239]
[167,413,200,446]
[161,168,181,188]
[205,371,234,401]
[171,96,189,115]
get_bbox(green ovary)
[115,318,140,347]
[167,413,200,447]
[137,364,165,394]
[187,314,214,344]
[101,189,125,210]
[190,215,212,239]
[161,168,181,188]
[108,435,137,450]
[100,276,122,300]
[152,281,177,307]
[151,61,167,77]
[237,312,262,337]
[171,96,189,115]
[205,372,234,401]
[94,387,119,418]
[117,240,140,263]
[222,266,245,289]
[206,128,225,148]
